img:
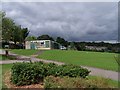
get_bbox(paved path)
[1,51,119,81]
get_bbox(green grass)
[38,50,119,71]
[0,55,2,60]
[88,76,119,88]
[11,49,39,56]
[1,64,13,88]
[0,55,8,60]
[0,55,16,60]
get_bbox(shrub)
[44,76,113,88]
[11,62,90,86]
[11,62,45,86]
[60,64,90,78]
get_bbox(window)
[41,42,44,45]
[45,41,49,48]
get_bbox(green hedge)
[11,62,90,86]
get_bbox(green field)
[10,49,119,71]
[11,49,38,56]
[38,50,119,71]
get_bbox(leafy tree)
[1,11,29,48]
[20,28,29,43]
[69,42,77,50]
[56,37,68,47]
[11,25,21,44]
[2,12,15,42]
[37,34,54,41]
[25,36,37,41]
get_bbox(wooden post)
[5,50,9,56]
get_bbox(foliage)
[2,12,15,42]
[25,36,37,41]
[1,11,29,46]
[68,42,77,50]
[56,37,68,47]
[11,62,45,86]
[37,35,54,41]
[11,62,90,86]
[44,76,113,88]
[74,42,120,53]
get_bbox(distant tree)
[37,35,54,41]
[20,28,29,43]
[26,36,37,41]
[69,42,77,50]
[56,37,68,47]
[79,43,86,51]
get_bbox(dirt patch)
[3,71,44,88]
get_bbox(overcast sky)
[2,2,118,41]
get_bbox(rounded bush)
[11,62,90,86]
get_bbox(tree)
[0,11,4,41]
[25,36,37,41]
[37,35,54,41]
[56,37,68,47]
[20,28,29,43]
[11,25,21,44]
[69,42,77,50]
[1,11,29,49]
[2,12,16,42]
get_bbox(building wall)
[25,40,61,50]
[25,41,31,49]
[25,40,51,50]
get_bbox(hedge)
[11,62,90,86]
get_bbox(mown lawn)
[11,49,39,56]
[38,50,119,71]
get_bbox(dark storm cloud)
[2,2,118,41]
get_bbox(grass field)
[38,50,119,71]
[11,49,39,56]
